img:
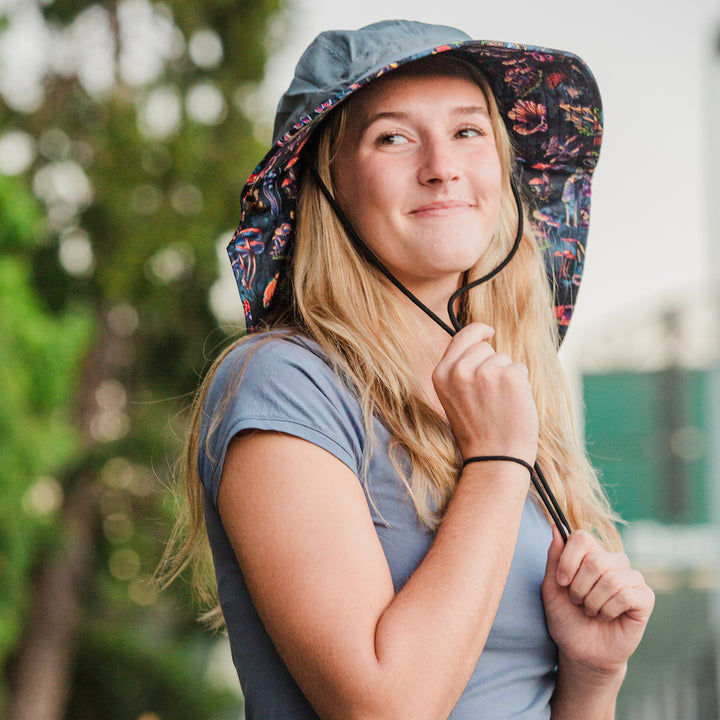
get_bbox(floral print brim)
[228,38,602,342]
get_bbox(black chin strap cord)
[446,180,524,332]
[305,160,570,541]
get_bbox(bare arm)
[218,323,538,720]
[221,433,527,720]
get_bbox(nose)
[417,136,459,186]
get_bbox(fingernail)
[557,572,568,586]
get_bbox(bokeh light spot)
[169,183,202,216]
[137,86,182,140]
[131,183,162,215]
[186,81,226,126]
[107,303,139,337]
[103,512,135,544]
[58,227,95,276]
[109,548,141,581]
[90,382,130,443]
[22,477,63,518]
[188,28,223,68]
[129,576,159,606]
[38,127,71,160]
[0,130,35,174]
[33,160,93,208]
[146,243,195,284]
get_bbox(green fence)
[583,368,711,524]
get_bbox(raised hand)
[432,322,538,465]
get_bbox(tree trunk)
[5,481,99,720]
[5,320,125,720]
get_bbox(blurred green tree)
[0,1,287,718]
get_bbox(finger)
[567,550,631,606]
[456,322,495,343]
[502,361,531,388]
[618,583,655,622]
[439,323,495,366]
[508,360,530,378]
[461,353,524,381]
[585,570,654,621]
[544,525,564,581]
[450,342,501,380]
[455,351,515,384]
[554,529,597,587]
[596,583,656,623]
[485,352,513,368]
[579,568,638,617]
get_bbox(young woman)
[168,19,654,720]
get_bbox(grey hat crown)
[273,20,471,144]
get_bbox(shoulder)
[199,332,366,501]
[215,330,329,374]
[206,331,354,418]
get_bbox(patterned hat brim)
[229,32,602,342]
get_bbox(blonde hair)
[160,56,620,623]
[294,56,619,543]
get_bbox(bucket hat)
[228,19,603,341]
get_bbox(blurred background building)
[584,364,720,718]
[576,20,720,719]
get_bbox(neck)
[397,269,466,332]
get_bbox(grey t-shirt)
[199,333,557,719]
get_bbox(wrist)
[460,444,537,466]
[458,458,532,497]
[462,454,535,473]
[460,456,532,485]
[551,655,626,720]
[557,651,627,692]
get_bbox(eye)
[455,126,484,139]
[377,132,410,146]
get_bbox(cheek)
[346,162,397,226]
[483,152,504,192]
[483,164,504,219]
[333,163,378,236]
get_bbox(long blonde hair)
[293,56,618,542]
[161,56,620,621]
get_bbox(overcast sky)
[260,0,720,367]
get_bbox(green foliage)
[0,0,287,717]
[67,623,241,720]
[0,178,93,676]
[0,176,40,250]
[41,0,97,23]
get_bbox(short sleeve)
[197,335,366,505]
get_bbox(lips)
[409,200,473,217]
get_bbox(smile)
[408,201,474,217]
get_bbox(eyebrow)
[359,105,490,134]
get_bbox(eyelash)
[456,126,484,138]
[375,126,486,146]
[377,131,408,145]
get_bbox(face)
[332,70,503,309]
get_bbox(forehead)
[348,69,490,118]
